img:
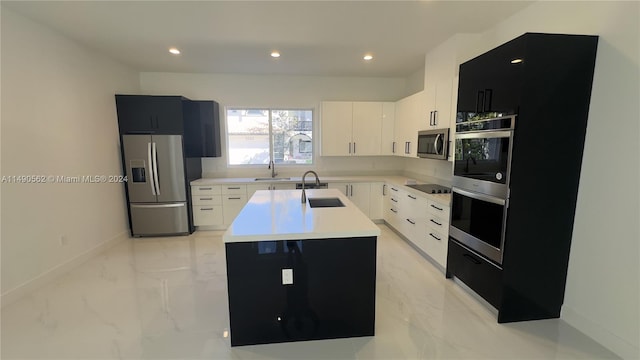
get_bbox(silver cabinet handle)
[382,184,387,196]
[430,219,442,226]
[406,219,416,225]
[429,233,442,241]
[408,194,417,200]
[199,187,212,190]
[391,198,398,203]
[228,197,241,200]
[353,142,356,154]
[227,187,241,190]
[391,187,398,192]
[430,204,443,211]
[390,208,397,213]
[433,110,438,126]
[350,184,353,196]
[200,208,214,211]
[200,197,213,201]
[392,142,396,153]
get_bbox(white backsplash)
[401,157,454,187]
[201,156,405,178]
[201,155,453,186]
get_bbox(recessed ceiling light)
[511,58,523,64]
[169,47,181,55]
[271,51,281,58]
[363,54,373,61]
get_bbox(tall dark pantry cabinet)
[115,95,221,237]
[446,33,599,323]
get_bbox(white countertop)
[223,189,381,243]
[191,175,451,206]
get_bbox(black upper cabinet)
[183,100,222,157]
[115,95,221,157]
[458,36,525,115]
[457,33,599,118]
[115,95,184,134]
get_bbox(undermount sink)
[254,177,291,181]
[308,197,345,208]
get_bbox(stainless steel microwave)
[417,129,449,160]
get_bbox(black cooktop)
[406,184,451,194]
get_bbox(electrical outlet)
[59,235,68,246]
[282,268,293,285]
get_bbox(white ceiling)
[2,1,534,77]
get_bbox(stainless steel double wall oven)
[450,115,515,265]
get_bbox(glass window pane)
[271,110,313,165]
[226,109,270,165]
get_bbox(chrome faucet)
[268,160,277,178]
[301,170,320,203]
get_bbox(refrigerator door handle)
[147,142,156,196]
[151,142,161,196]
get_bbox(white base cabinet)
[247,183,296,198]
[383,183,450,269]
[328,182,371,217]
[192,185,223,226]
[369,182,384,220]
[221,185,247,226]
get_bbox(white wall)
[139,72,408,178]
[404,67,425,95]
[478,2,639,359]
[0,8,140,298]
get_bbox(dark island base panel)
[225,236,377,347]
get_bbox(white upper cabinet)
[321,101,390,157]
[352,102,383,156]
[424,38,457,130]
[380,102,396,156]
[424,78,453,130]
[321,101,353,156]
[394,91,424,158]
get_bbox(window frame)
[224,107,315,168]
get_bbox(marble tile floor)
[1,225,619,359]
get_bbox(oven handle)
[455,130,512,140]
[452,187,506,205]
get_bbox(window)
[226,108,313,165]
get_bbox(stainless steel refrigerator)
[122,134,189,236]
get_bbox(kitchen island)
[223,189,380,346]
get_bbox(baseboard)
[1,231,129,308]
[561,307,639,359]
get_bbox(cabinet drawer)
[223,195,248,225]
[223,194,248,204]
[426,214,448,233]
[447,239,503,308]
[193,205,223,226]
[191,195,222,206]
[222,185,247,195]
[192,185,222,195]
[424,229,447,267]
[427,199,449,217]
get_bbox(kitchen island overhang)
[223,189,380,346]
